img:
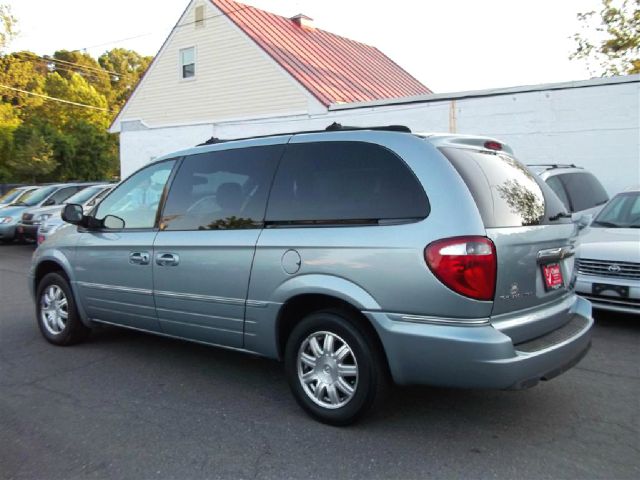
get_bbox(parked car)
[576,187,640,315]
[0,185,38,208]
[30,126,593,425]
[528,164,609,219]
[0,183,93,243]
[30,184,114,245]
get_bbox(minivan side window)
[160,146,283,231]
[95,160,176,229]
[440,147,569,227]
[558,172,609,212]
[266,142,429,224]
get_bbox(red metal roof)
[210,0,432,106]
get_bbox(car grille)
[577,258,640,280]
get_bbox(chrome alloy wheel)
[40,285,68,335]
[297,331,359,409]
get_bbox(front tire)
[36,272,90,345]
[285,310,389,425]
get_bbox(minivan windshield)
[592,192,640,228]
[440,147,570,227]
[13,185,57,207]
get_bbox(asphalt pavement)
[1,244,638,480]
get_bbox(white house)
[110,0,431,176]
[112,1,639,195]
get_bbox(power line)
[0,84,113,112]
[10,5,255,81]
[12,52,120,77]
[11,55,109,84]
[69,4,255,59]
[77,33,154,52]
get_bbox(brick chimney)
[290,14,314,30]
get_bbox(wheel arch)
[33,253,91,327]
[275,291,388,372]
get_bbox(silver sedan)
[576,187,640,315]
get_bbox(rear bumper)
[364,295,593,389]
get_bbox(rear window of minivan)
[440,147,569,228]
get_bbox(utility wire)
[12,52,120,77]
[0,84,113,112]
[12,55,108,83]
[78,33,154,52]
[9,5,255,79]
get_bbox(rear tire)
[36,272,90,345]
[284,309,389,425]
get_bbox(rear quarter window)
[266,141,429,224]
[440,147,569,227]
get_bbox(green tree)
[571,0,640,75]
[50,50,112,100]
[98,48,152,109]
[38,71,111,129]
[0,4,17,51]
[0,51,47,114]
[7,125,58,182]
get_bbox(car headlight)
[0,216,15,224]
[34,213,52,225]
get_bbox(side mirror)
[43,198,56,207]
[61,204,84,225]
[103,215,125,229]
[577,213,593,230]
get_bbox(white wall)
[120,122,214,176]
[120,77,639,195]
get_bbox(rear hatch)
[440,144,577,342]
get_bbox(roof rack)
[197,123,412,146]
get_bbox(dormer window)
[180,47,195,79]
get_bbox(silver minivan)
[30,126,593,424]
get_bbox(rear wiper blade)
[549,212,572,221]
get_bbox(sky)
[6,0,602,93]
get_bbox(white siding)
[114,0,314,129]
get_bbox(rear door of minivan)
[441,146,577,342]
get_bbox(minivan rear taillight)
[425,237,496,301]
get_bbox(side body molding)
[244,274,381,358]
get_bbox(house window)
[195,5,205,27]
[180,47,195,79]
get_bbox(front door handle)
[156,252,180,267]
[129,252,150,265]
